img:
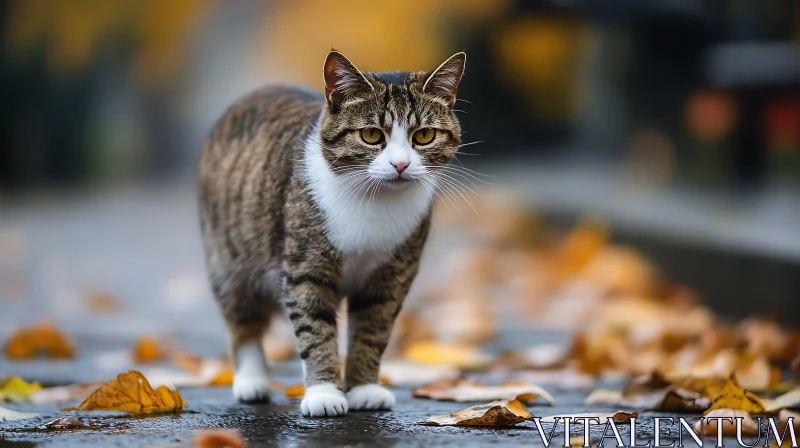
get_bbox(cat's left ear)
[323,50,373,111]
[423,52,466,106]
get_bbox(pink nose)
[391,161,409,174]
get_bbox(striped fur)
[197,50,465,416]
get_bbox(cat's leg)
[214,274,273,403]
[344,293,401,411]
[344,219,429,411]
[283,273,347,417]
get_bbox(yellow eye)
[413,128,436,145]
[360,128,384,145]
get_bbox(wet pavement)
[0,182,784,447]
[0,377,708,448]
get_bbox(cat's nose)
[391,161,409,174]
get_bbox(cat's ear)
[423,52,466,106]
[323,50,373,111]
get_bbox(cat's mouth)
[379,177,413,190]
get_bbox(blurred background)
[1,0,799,351]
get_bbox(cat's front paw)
[233,373,272,403]
[301,383,348,417]
[346,384,395,411]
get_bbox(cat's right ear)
[323,50,373,112]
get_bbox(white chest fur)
[304,131,432,293]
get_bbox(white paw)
[346,384,395,411]
[233,374,272,403]
[301,383,348,417]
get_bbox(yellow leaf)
[132,336,164,364]
[3,322,75,360]
[0,377,42,402]
[284,384,305,398]
[421,399,532,426]
[61,371,186,414]
[403,340,490,370]
[704,377,765,415]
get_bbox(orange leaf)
[62,371,186,414]
[208,369,233,387]
[132,336,164,364]
[284,384,305,398]
[193,428,248,448]
[3,322,75,360]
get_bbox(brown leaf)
[412,378,555,404]
[193,428,248,448]
[62,370,186,414]
[695,409,759,436]
[421,399,532,426]
[132,336,164,364]
[540,411,638,423]
[3,321,75,360]
[704,377,765,415]
[653,389,708,413]
[45,416,84,429]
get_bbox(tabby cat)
[197,50,466,417]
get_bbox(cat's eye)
[360,128,384,145]
[412,128,436,145]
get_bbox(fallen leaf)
[540,411,638,423]
[132,336,164,364]
[193,428,248,448]
[45,416,84,429]
[764,388,800,413]
[412,378,555,404]
[284,384,304,398]
[144,358,232,388]
[704,377,765,414]
[0,376,42,402]
[84,290,122,314]
[670,376,727,400]
[30,383,104,404]
[0,405,38,421]
[403,340,491,370]
[585,389,623,406]
[379,360,460,386]
[208,369,233,387]
[421,398,531,426]
[3,321,75,359]
[653,389,708,413]
[62,370,186,414]
[695,409,759,436]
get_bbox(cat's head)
[316,50,465,190]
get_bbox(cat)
[197,49,465,417]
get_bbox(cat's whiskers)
[424,170,484,219]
